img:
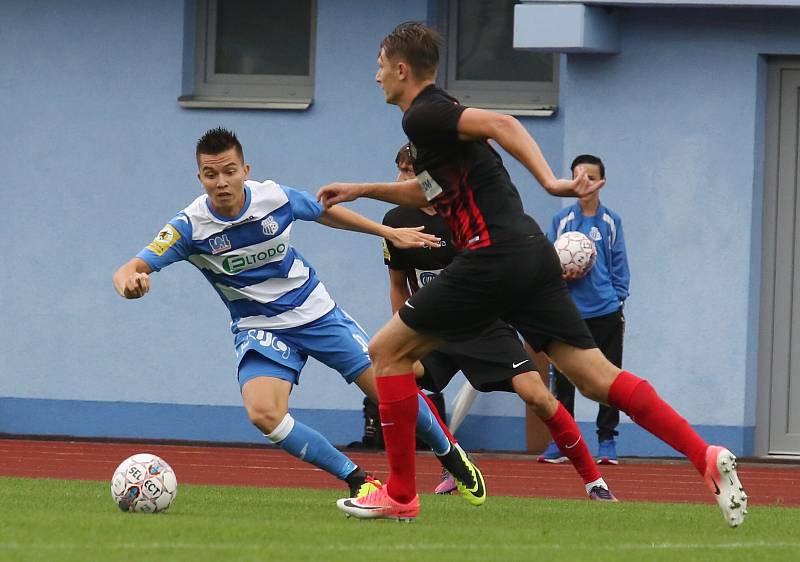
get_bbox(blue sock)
[266,414,356,480]
[416,394,451,455]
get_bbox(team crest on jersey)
[209,233,232,254]
[146,224,181,257]
[589,226,602,241]
[261,216,279,236]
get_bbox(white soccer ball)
[554,231,597,277]
[111,453,177,513]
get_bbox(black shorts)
[399,234,595,353]
[418,321,533,394]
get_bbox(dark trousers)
[552,307,625,442]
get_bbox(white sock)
[584,477,607,494]
[264,413,294,444]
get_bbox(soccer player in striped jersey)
[112,127,483,501]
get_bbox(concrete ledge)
[514,3,620,53]
[177,95,312,110]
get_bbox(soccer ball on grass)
[111,453,177,513]
[554,231,596,277]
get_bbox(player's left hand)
[389,226,441,250]
[316,182,365,209]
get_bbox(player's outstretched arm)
[317,205,441,249]
[456,108,605,198]
[113,258,154,299]
[316,179,429,209]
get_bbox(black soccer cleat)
[435,443,486,506]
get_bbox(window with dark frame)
[179,0,316,110]
[442,0,559,115]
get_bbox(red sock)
[376,373,419,504]
[608,371,708,473]
[418,390,457,444]
[542,402,602,484]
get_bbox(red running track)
[1,438,799,507]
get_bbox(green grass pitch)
[1,477,799,562]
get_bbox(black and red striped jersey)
[402,85,542,251]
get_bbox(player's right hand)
[120,272,150,299]
[316,182,364,209]
[389,226,442,250]
[571,165,606,197]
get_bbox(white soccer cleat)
[703,446,748,527]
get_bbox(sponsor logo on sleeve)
[146,224,181,256]
[382,240,391,261]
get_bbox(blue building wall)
[560,7,800,456]
[0,0,563,451]
[4,1,793,456]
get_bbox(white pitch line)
[0,541,797,552]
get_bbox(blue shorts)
[234,306,371,389]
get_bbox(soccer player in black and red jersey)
[384,143,617,502]
[318,22,747,526]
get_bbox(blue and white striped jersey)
[137,180,335,332]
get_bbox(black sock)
[436,447,475,487]
[344,466,366,486]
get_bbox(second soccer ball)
[554,231,597,277]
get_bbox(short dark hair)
[395,143,413,167]
[196,127,244,162]
[570,154,605,179]
[380,22,441,80]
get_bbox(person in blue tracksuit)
[539,154,630,465]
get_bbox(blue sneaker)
[537,441,568,464]
[597,439,619,465]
